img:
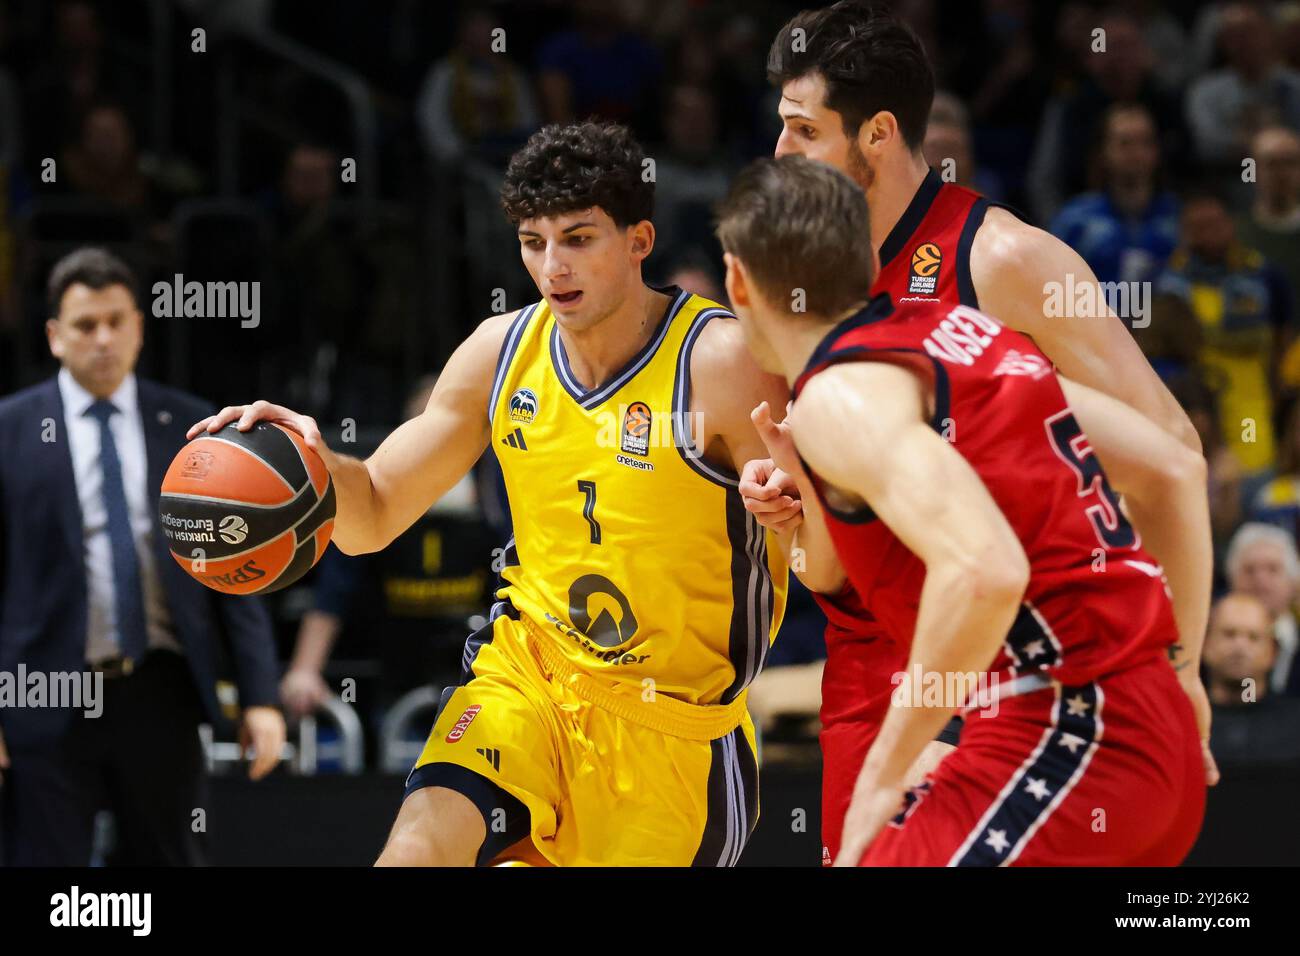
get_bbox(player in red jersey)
[717,155,1215,866]
[740,1,1205,864]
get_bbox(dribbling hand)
[186,400,328,458]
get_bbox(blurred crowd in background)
[1,0,1298,773]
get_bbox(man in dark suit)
[0,247,286,865]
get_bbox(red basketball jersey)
[813,170,997,723]
[794,294,1179,687]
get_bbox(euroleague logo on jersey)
[908,242,942,295]
[508,388,538,425]
[620,401,652,456]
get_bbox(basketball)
[158,422,336,595]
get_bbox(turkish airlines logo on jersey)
[445,704,482,742]
[620,401,652,456]
[908,243,942,294]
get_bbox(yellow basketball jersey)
[488,285,787,706]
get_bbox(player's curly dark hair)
[500,122,654,228]
[768,0,934,150]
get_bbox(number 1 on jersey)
[577,480,601,544]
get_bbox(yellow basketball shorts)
[405,608,760,866]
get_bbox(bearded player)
[740,1,1205,865]
[191,122,789,866]
[720,155,1213,865]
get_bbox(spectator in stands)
[60,103,152,216]
[923,91,1004,200]
[649,84,731,279]
[958,0,1048,202]
[1253,397,1300,543]
[1225,523,1300,695]
[1237,125,1300,328]
[1131,0,1193,93]
[1170,374,1243,571]
[414,7,538,167]
[1185,2,1300,166]
[1040,0,1096,96]
[1049,103,1179,285]
[1028,10,1188,221]
[664,10,768,157]
[264,141,363,414]
[274,142,337,223]
[662,256,725,306]
[1282,2,1300,72]
[536,0,662,134]
[1203,592,1300,765]
[1152,187,1292,490]
[23,1,122,165]
[1188,2,1231,76]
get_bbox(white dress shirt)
[58,368,180,663]
[1274,612,1297,695]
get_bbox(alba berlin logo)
[218,515,249,545]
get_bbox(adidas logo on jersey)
[501,428,528,450]
[476,747,501,771]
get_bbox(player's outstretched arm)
[972,211,1202,454]
[1057,378,1213,679]
[187,313,511,555]
[793,361,1030,864]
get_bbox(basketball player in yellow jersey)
[188,122,792,866]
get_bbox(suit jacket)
[0,375,279,748]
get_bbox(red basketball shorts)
[854,655,1206,866]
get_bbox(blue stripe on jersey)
[1004,600,1065,671]
[692,726,760,867]
[670,307,740,487]
[957,198,991,308]
[488,306,539,424]
[549,287,689,409]
[949,681,1103,866]
[669,305,774,703]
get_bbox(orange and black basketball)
[158,422,335,595]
